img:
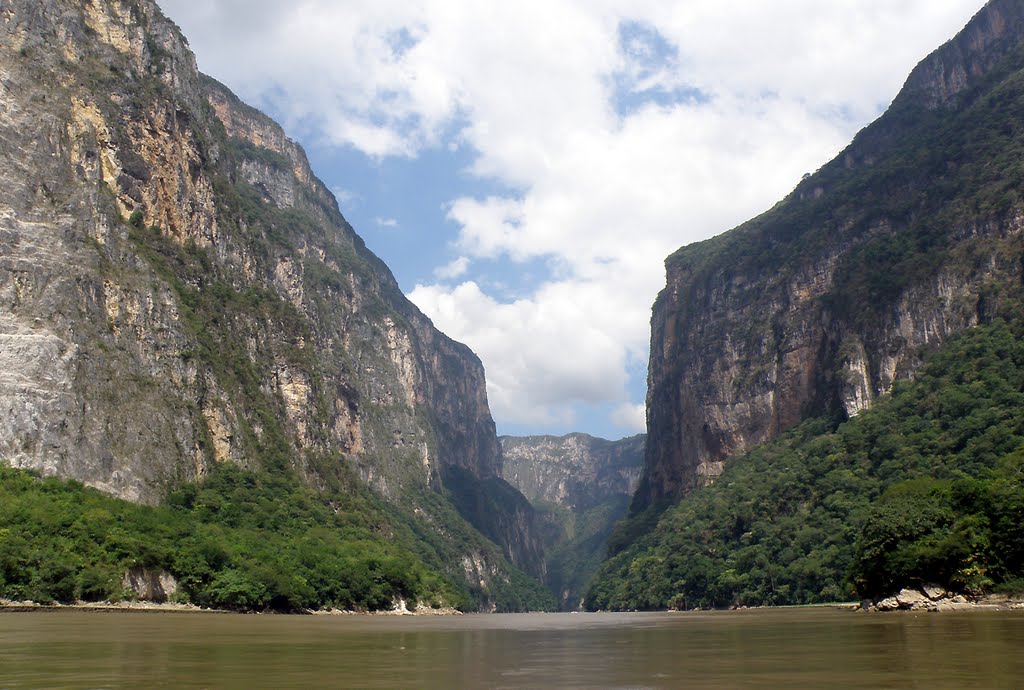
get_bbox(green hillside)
[0,462,554,612]
[587,321,1024,610]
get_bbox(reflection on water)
[1,608,1022,688]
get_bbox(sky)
[157,0,983,440]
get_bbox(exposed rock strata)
[502,433,644,513]
[501,433,644,609]
[0,0,544,599]
[637,0,1024,510]
[122,567,178,602]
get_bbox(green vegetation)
[226,137,293,172]
[851,468,1024,598]
[0,458,556,613]
[110,149,555,614]
[587,322,1024,610]
[0,463,460,611]
[537,494,633,609]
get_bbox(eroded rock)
[122,567,178,602]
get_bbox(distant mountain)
[501,433,644,609]
[0,0,550,611]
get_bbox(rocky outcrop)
[871,586,980,612]
[122,567,178,602]
[501,433,644,609]
[636,0,1024,511]
[902,0,1024,109]
[0,0,544,600]
[502,433,644,512]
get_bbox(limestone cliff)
[0,0,544,602]
[502,434,644,513]
[637,0,1024,510]
[501,433,644,609]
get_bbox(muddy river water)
[1,607,1021,687]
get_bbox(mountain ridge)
[634,0,1024,513]
[0,0,548,609]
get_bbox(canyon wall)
[502,433,644,608]
[636,0,1024,510]
[0,0,544,597]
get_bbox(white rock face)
[500,433,644,510]
[122,567,178,602]
[895,588,931,610]
[873,587,985,612]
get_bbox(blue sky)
[158,0,982,440]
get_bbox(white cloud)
[409,280,642,427]
[159,0,981,169]
[159,0,983,435]
[434,256,470,280]
[447,197,525,260]
[374,217,399,228]
[611,403,647,434]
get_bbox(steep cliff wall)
[502,434,644,512]
[0,0,544,597]
[637,0,1024,510]
[501,433,644,608]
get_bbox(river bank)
[863,587,1024,613]
[6,593,1021,616]
[0,598,462,616]
[0,599,222,614]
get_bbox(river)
[1,608,1021,688]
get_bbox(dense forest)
[0,462,554,612]
[587,321,1024,610]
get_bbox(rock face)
[872,587,972,612]
[0,0,544,596]
[636,0,1024,511]
[122,567,178,602]
[501,433,644,609]
[502,433,644,513]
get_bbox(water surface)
[1,608,1021,688]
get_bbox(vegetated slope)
[0,0,551,610]
[587,322,1024,610]
[635,0,1024,516]
[500,434,644,609]
[0,462,554,612]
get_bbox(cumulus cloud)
[409,279,642,427]
[159,0,982,434]
[374,217,399,228]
